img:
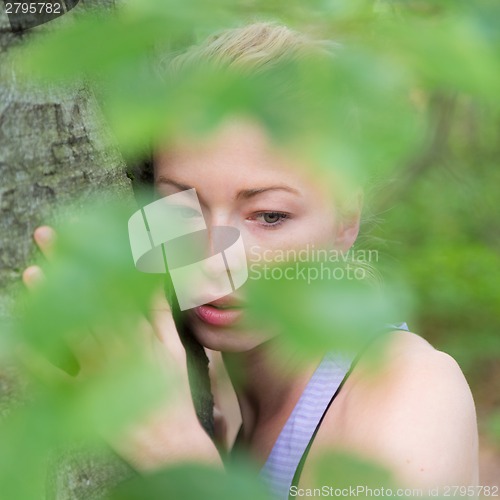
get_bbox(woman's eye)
[252,212,290,228]
[172,206,202,219]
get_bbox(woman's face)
[154,119,360,352]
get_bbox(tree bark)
[0,2,136,498]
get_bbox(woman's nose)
[166,225,248,310]
[203,211,246,262]
[203,225,247,285]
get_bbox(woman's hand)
[108,291,223,470]
[23,225,223,471]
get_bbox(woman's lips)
[193,303,243,327]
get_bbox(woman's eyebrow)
[156,177,192,192]
[236,185,300,199]
[156,176,300,199]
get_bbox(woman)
[24,23,479,498]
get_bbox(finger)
[33,225,56,260]
[149,287,172,314]
[148,288,176,344]
[22,265,45,290]
[150,305,185,364]
[22,264,82,376]
[144,293,189,379]
[66,328,109,380]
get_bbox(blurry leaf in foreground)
[13,193,161,375]
[13,0,235,81]
[309,450,395,494]
[13,0,426,173]
[244,259,414,361]
[9,191,176,435]
[1,194,179,498]
[109,461,272,500]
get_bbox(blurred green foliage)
[244,260,414,359]
[2,0,500,497]
[2,199,169,498]
[110,461,272,500]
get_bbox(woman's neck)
[222,339,322,460]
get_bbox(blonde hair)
[164,22,336,76]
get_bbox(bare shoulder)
[302,330,479,488]
[344,330,475,410]
[387,330,472,400]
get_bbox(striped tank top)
[258,323,410,499]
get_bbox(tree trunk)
[1,3,136,498]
